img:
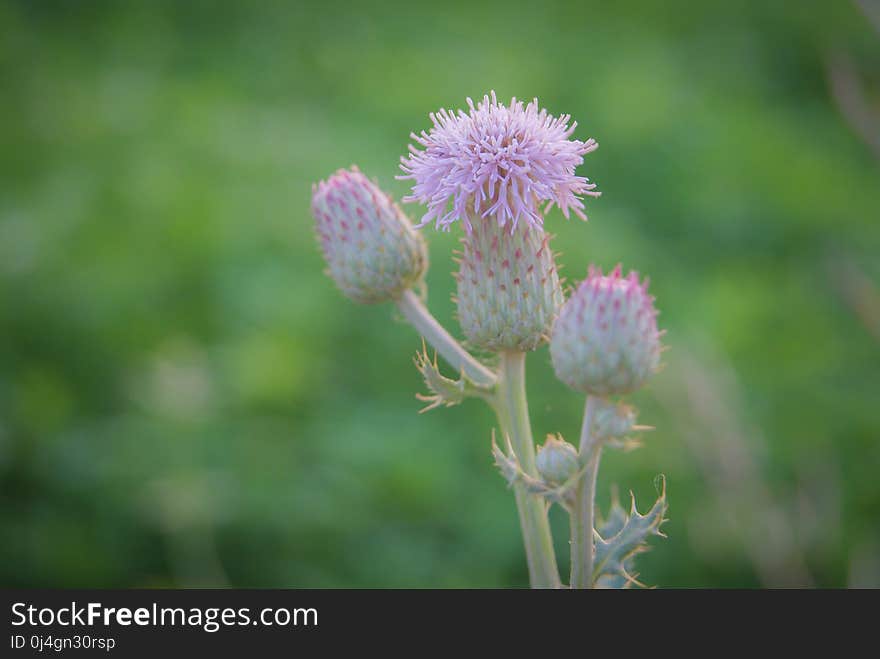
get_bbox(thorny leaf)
[593,476,668,589]
[413,341,494,412]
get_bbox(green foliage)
[413,343,493,412]
[593,478,668,588]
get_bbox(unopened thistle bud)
[551,265,662,395]
[535,434,580,486]
[591,399,637,440]
[455,217,562,352]
[311,167,427,304]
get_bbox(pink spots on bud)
[456,216,562,351]
[551,262,662,395]
[311,165,427,304]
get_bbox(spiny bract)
[455,217,563,352]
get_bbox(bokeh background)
[2,0,879,588]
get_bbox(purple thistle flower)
[399,91,599,232]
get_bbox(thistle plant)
[311,92,668,588]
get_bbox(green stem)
[395,293,558,586]
[571,395,602,589]
[496,351,561,588]
[395,290,496,387]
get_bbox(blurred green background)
[2,0,879,588]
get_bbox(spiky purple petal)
[399,91,599,232]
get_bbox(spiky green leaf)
[593,476,668,588]
[413,342,494,412]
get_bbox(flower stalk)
[395,290,496,387]
[495,351,561,588]
[570,395,603,589]
[399,294,561,587]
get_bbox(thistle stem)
[496,351,561,588]
[571,395,602,589]
[395,292,557,586]
[395,290,496,387]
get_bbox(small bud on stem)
[536,435,580,487]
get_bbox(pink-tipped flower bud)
[311,167,428,304]
[455,217,563,352]
[550,265,662,395]
[535,434,580,486]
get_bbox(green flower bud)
[312,166,428,304]
[551,264,662,395]
[456,217,562,352]
[592,400,637,440]
[535,434,580,486]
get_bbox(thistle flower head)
[455,217,563,352]
[311,166,427,304]
[550,265,662,395]
[535,434,580,487]
[399,91,599,232]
